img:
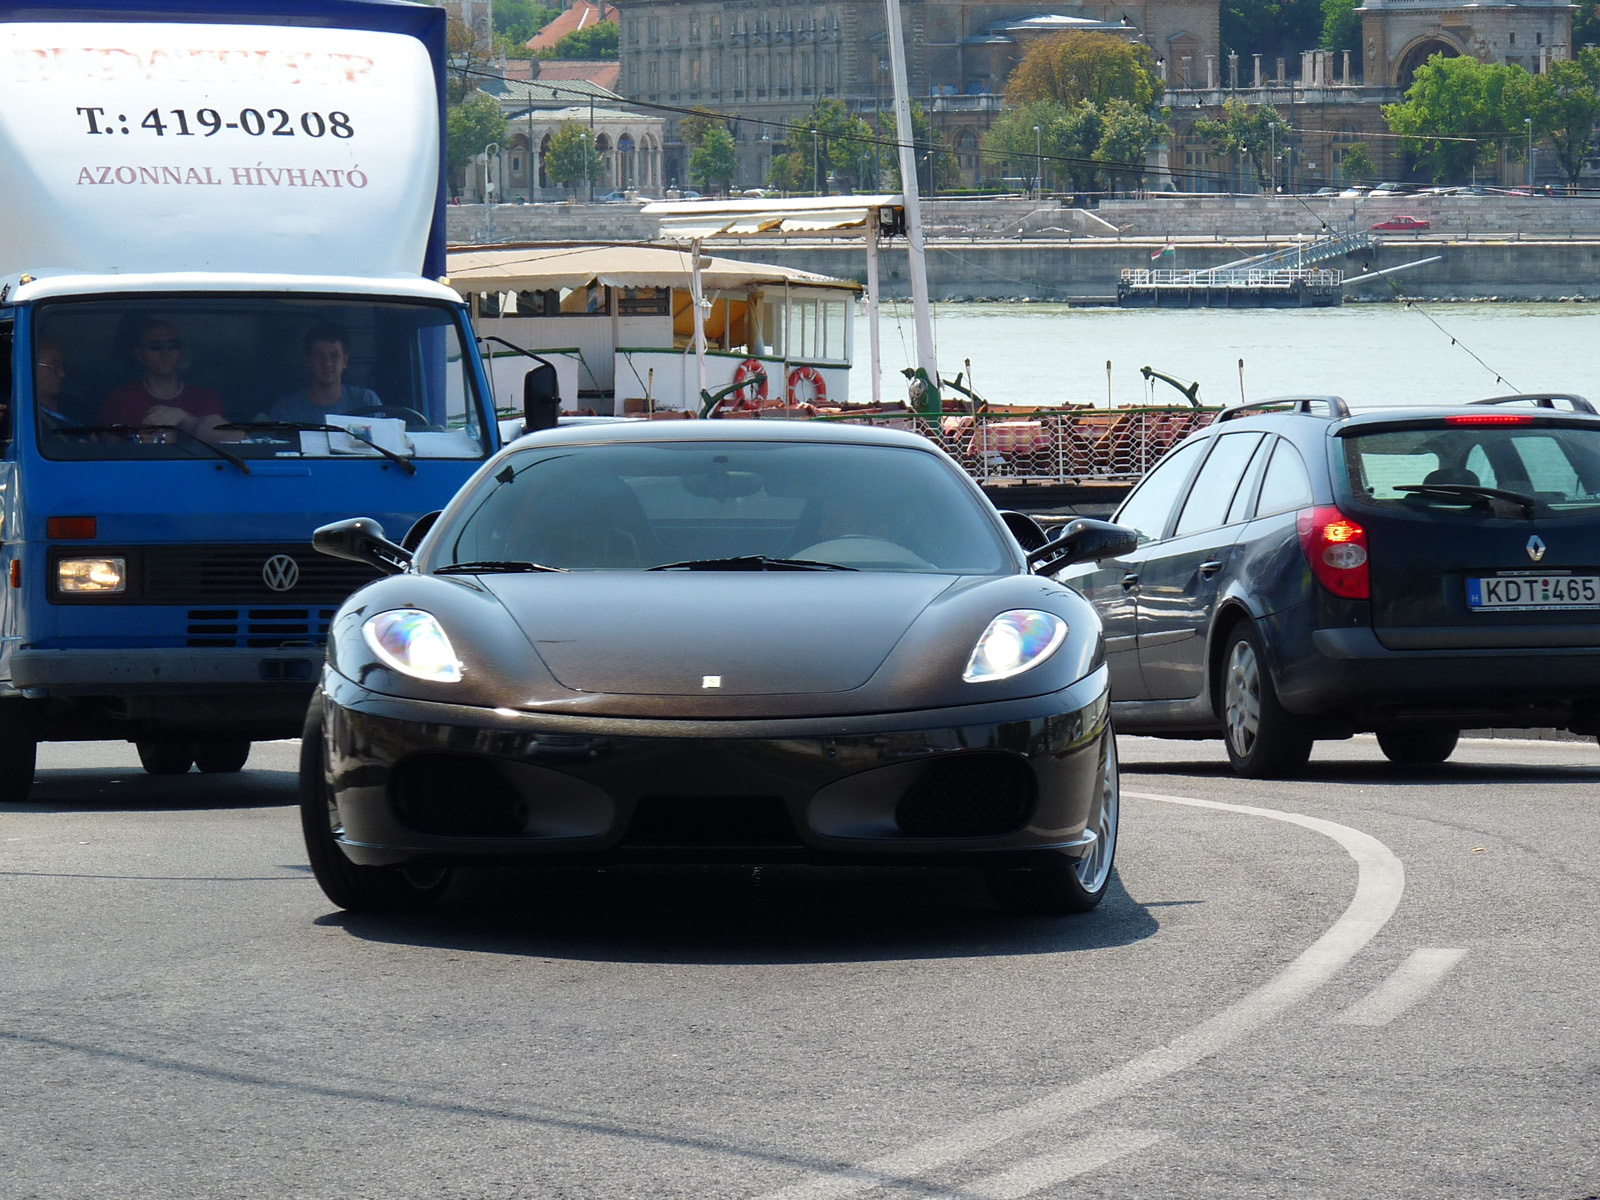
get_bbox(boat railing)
[1121,266,1343,289]
[819,406,1219,482]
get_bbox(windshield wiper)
[218,420,418,476]
[434,560,567,575]
[648,555,857,572]
[1394,483,1544,517]
[62,423,251,474]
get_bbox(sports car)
[300,421,1134,914]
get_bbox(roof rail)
[1471,392,1596,414]
[1217,395,1351,423]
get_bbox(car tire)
[1376,727,1459,765]
[986,728,1119,914]
[299,692,451,913]
[1220,622,1313,778]
[0,699,41,804]
[137,739,196,776]
[194,739,252,773]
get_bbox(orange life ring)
[787,365,827,405]
[730,358,769,408]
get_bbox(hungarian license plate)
[1467,573,1600,611]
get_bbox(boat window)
[437,441,1012,574]
[33,296,489,462]
[1255,441,1314,515]
[1174,432,1264,535]
[1113,438,1206,544]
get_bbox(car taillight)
[1297,506,1370,599]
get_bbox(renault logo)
[1527,536,1547,563]
[262,554,300,592]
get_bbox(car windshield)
[33,296,489,462]
[434,440,1013,573]
[1341,422,1600,514]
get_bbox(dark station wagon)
[1059,394,1600,776]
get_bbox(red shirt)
[102,381,224,428]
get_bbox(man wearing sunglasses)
[101,319,228,439]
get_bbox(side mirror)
[998,509,1049,553]
[400,510,442,553]
[1027,518,1138,574]
[313,517,411,576]
[522,361,560,434]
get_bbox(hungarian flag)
[1151,240,1177,261]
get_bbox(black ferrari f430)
[301,420,1134,914]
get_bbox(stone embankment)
[446,196,1600,302]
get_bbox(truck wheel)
[0,700,41,804]
[137,740,196,775]
[194,740,251,773]
[299,693,450,912]
[1376,728,1458,765]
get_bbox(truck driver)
[101,319,229,440]
[266,323,380,424]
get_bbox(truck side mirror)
[523,362,560,434]
[312,517,411,576]
[1027,518,1138,575]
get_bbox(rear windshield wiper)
[60,423,251,474]
[648,555,857,571]
[1393,483,1545,517]
[218,420,417,476]
[434,560,567,575]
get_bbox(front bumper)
[321,666,1112,867]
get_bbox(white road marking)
[961,1129,1168,1200]
[757,791,1406,1200]
[1333,948,1468,1026]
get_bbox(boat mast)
[883,0,937,391]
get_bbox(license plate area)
[1466,572,1600,611]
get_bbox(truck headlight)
[57,557,126,594]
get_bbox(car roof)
[498,417,944,453]
[1205,395,1600,439]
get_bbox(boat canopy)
[643,195,904,240]
[445,244,860,297]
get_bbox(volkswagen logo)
[262,554,300,592]
[1527,536,1547,563]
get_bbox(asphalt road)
[3,735,1597,1200]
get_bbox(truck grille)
[186,607,338,649]
[144,545,379,605]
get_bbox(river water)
[848,301,1599,410]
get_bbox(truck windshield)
[33,296,488,462]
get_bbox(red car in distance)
[1371,215,1430,231]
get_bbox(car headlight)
[362,609,463,683]
[963,610,1067,683]
[57,557,126,594]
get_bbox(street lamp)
[581,131,591,202]
[1033,124,1042,198]
[1526,117,1534,189]
[811,128,820,196]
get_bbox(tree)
[1194,100,1289,191]
[879,100,959,191]
[679,108,733,149]
[1577,0,1600,53]
[1320,0,1362,72]
[446,92,509,180]
[547,22,618,60]
[1384,55,1534,183]
[982,99,1103,191]
[1004,32,1164,111]
[441,11,493,105]
[1529,51,1600,185]
[766,99,875,193]
[494,0,560,50]
[1222,0,1324,60]
[544,121,605,193]
[1093,98,1171,190]
[690,127,739,193]
[1338,141,1378,181]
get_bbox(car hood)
[480,571,960,696]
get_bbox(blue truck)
[0,0,505,798]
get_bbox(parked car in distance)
[594,189,635,203]
[1371,214,1430,231]
[1338,184,1372,198]
[1370,181,1417,196]
[1311,186,1339,196]
[302,421,1134,914]
[1057,393,1600,777]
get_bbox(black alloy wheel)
[299,693,452,913]
[194,739,252,774]
[986,728,1120,915]
[1220,621,1314,779]
[1376,727,1460,765]
[137,739,197,776]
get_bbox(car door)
[1059,437,1207,702]
[1136,432,1266,700]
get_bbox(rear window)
[1342,424,1600,514]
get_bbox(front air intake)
[894,754,1035,838]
